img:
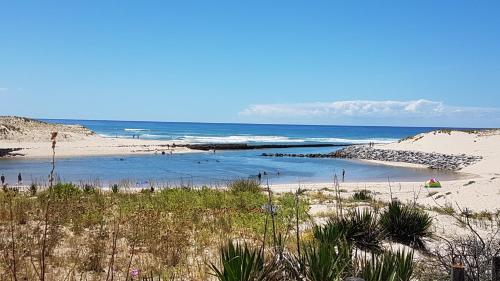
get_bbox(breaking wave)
[178,135,396,144]
[124,128,149,132]
[100,133,397,144]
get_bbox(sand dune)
[379,129,500,176]
[0,116,192,158]
[273,130,500,212]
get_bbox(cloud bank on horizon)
[240,99,500,127]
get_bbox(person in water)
[18,173,22,185]
[257,172,262,182]
[342,169,345,182]
[1,174,5,186]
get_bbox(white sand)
[1,137,193,158]
[0,116,194,158]
[378,130,500,176]
[272,130,500,213]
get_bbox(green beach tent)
[425,178,441,188]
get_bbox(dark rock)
[0,148,23,158]
[261,145,482,171]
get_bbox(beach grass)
[0,183,309,280]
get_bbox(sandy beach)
[0,116,193,158]
[0,137,193,158]
[272,130,500,212]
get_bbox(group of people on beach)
[1,172,23,187]
[254,168,346,183]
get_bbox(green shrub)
[379,202,432,249]
[111,184,119,193]
[228,179,261,193]
[140,188,154,194]
[352,190,372,201]
[83,184,96,193]
[29,183,37,195]
[50,183,82,197]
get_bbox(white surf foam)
[178,135,397,144]
[179,135,303,143]
[140,134,168,139]
[124,128,149,132]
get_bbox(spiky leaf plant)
[317,209,384,253]
[303,241,352,281]
[313,221,346,246]
[361,249,414,281]
[210,241,265,281]
[379,202,433,249]
[392,249,414,281]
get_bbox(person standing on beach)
[18,173,22,185]
[257,172,262,182]
[342,169,345,182]
[1,174,5,186]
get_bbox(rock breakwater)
[262,146,483,171]
[181,143,348,151]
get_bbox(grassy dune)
[0,182,309,280]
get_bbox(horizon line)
[29,116,493,130]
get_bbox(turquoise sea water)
[0,120,464,186]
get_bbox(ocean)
[0,119,462,186]
[46,119,432,144]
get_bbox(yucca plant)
[313,221,346,246]
[302,241,352,281]
[360,249,414,281]
[209,241,265,281]
[344,209,384,252]
[317,209,384,253]
[379,202,433,249]
[392,250,414,281]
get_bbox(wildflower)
[131,269,140,278]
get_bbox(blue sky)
[1,1,499,127]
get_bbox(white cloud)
[0,88,8,92]
[240,99,500,120]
